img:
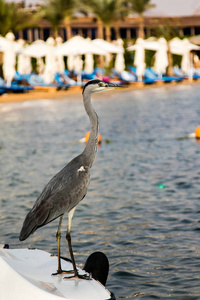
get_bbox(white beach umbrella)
[128,37,159,52]
[0,36,8,52]
[114,39,125,73]
[169,37,200,55]
[0,34,22,53]
[169,38,200,76]
[18,52,32,75]
[37,57,45,75]
[73,55,83,73]
[22,40,48,58]
[92,39,124,68]
[154,37,168,76]
[73,55,83,83]
[133,38,146,81]
[17,39,32,74]
[115,52,125,73]
[181,39,192,74]
[43,37,57,84]
[104,53,111,67]
[84,53,94,73]
[3,32,16,85]
[169,37,183,55]
[67,54,75,71]
[55,36,106,56]
[55,36,65,74]
[92,38,124,54]
[189,35,200,46]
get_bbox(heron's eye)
[98,82,105,87]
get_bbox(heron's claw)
[63,272,91,280]
[52,270,74,276]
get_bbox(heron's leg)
[64,207,90,280]
[52,216,63,275]
[66,207,78,276]
[57,215,63,273]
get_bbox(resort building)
[8,0,200,42]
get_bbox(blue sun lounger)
[0,77,34,93]
[144,67,183,83]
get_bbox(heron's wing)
[36,160,90,209]
[38,164,90,215]
[19,160,90,241]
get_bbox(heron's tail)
[19,211,38,241]
[19,204,52,241]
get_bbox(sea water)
[1,83,200,299]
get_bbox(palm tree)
[37,0,63,38]
[38,0,78,39]
[128,0,155,39]
[81,0,127,41]
[0,0,10,36]
[0,0,33,36]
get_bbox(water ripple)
[1,84,200,299]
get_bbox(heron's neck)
[82,91,99,168]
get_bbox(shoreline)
[0,80,199,104]
[0,86,83,104]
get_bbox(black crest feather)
[82,79,102,94]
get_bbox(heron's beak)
[105,82,122,90]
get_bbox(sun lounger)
[173,67,200,80]
[0,87,6,95]
[23,73,61,91]
[128,66,156,84]
[0,77,34,93]
[54,73,71,89]
[145,67,183,83]
[63,70,85,87]
[81,71,97,80]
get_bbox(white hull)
[0,247,112,300]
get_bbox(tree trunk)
[54,29,58,39]
[64,17,71,40]
[18,30,23,39]
[138,15,144,39]
[114,21,120,40]
[166,41,173,76]
[97,19,104,39]
[27,28,33,43]
[96,20,105,68]
[105,26,111,42]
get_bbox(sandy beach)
[0,86,84,104]
[0,84,133,104]
[0,80,199,104]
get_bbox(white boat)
[0,246,113,300]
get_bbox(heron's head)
[82,79,120,95]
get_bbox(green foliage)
[0,0,35,36]
[31,57,38,73]
[145,50,155,67]
[36,0,78,36]
[172,54,182,67]
[152,22,179,41]
[0,0,9,36]
[123,39,135,68]
[127,0,155,16]
[38,1,63,30]
[81,0,128,26]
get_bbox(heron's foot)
[52,269,74,276]
[64,272,91,280]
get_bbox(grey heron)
[19,79,119,279]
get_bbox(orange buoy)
[85,131,102,144]
[195,126,200,139]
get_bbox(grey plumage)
[19,79,119,278]
[19,155,90,241]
